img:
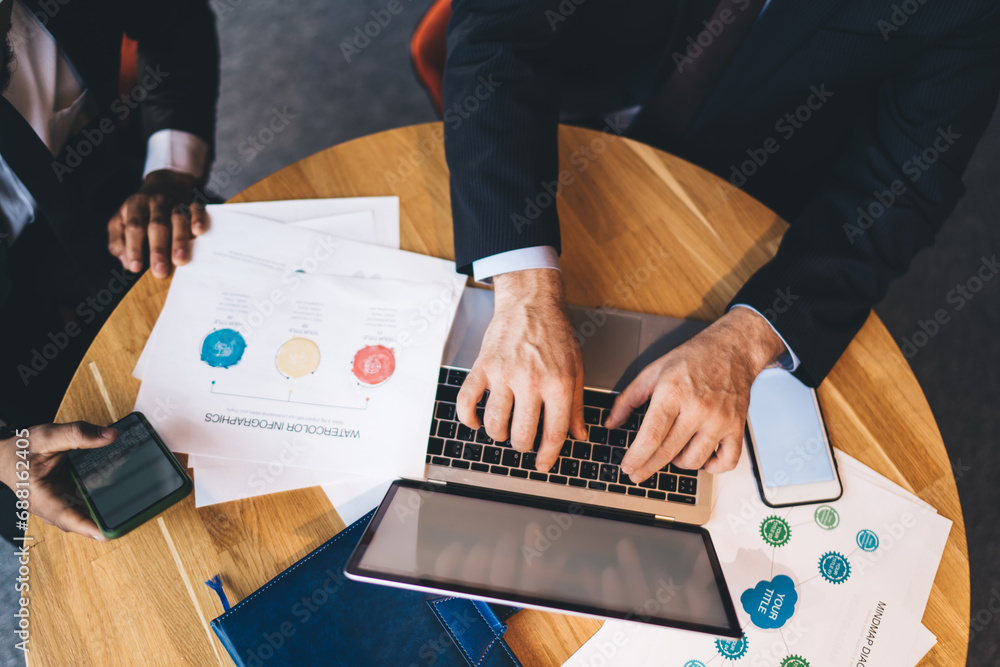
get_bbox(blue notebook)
[210,509,523,667]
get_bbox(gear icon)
[760,515,792,547]
[715,633,749,660]
[780,656,810,667]
[818,551,851,584]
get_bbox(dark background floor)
[4,1,996,665]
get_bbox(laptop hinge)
[654,514,676,524]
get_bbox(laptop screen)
[347,482,739,636]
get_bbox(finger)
[671,430,721,472]
[620,392,679,476]
[605,364,658,429]
[703,431,744,474]
[31,488,105,540]
[537,383,573,473]
[489,531,518,588]
[147,195,173,278]
[601,566,627,609]
[456,367,488,429]
[170,205,194,266]
[509,391,541,453]
[190,202,209,236]
[618,538,652,604]
[107,212,126,266]
[483,385,514,443]
[34,422,116,456]
[519,522,547,591]
[434,542,466,579]
[569,362,587,441]
[629,415,700,483]
[122,195,150,273]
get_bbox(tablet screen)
[349,483,738,635]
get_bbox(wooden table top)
[29,123,968,666]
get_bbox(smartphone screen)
[67,413,187,530]
[746,369,840,504]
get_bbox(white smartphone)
[745,368,843,507]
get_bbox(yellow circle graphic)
[276,338,321,379]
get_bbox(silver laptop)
[344,289,741,637]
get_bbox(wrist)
[493,268,566,310]
[140,170,199,200]
[721,307,788,373]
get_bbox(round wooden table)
[28,123,968,666]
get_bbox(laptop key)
[476,406,486,423]
[610,447,626,465]
[607,484,627,494]
[438,368,449,383]
[457,424,477,441]
[510,469,529,478]
[647,490,666,500]
[435,402,456,420]
[444,440,464,458]
[618,469,636,486]
[490,465,509,475]
[475,428,494,445]
[658,473,678,492]
[471,463,490,472]
[437,421,457,439]
[436,384,460,402]
[560,440,573,457]
[430,419,438,436]
[638,475,657,490]
[627,488,646,497]
[548,475,568,485]
[592,445,611,463]
[529,472,547,481]
[446,369,467,386]
[559,459,579,477]
[588,426,608,444]
[501,449,521,468]
[451,460,470,469]
[482,446,502,465]
[668,493,697,505]
[427,437,444,455]
[431,456,450,466]
[628,431,637,444]
[462,443,483,461]
[608,429,629,448]
[679,477,698,495]
[572,442,592,460]
[425,454,431,463]
[568,478,587,487]
[599,464,619,483]
[521,452,537,470]
[580,462,600,480]
[623,413,641,431]
[588,481,607,491]
[670,463,699,476]
[584,407,602,425]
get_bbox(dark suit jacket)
[0,0,219,297]
[443,0,1000,386]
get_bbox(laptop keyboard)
[425,366,699,506]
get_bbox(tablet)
[345,480,740,637]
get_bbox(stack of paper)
[133,198,466,524]
[563,449,952,666]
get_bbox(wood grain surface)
[27,123,968,666]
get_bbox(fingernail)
[629,473,641,484]
[130,260,142,273]
[193,223,205,233]
[621,465,634,475]
[100,427,115,439]
[174,248,188,261]
[154,262,167,276]
[91,532,103,540]
[118,254,126,264]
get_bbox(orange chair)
[410,0,452,117]
[118,36,139,127]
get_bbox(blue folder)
[210,509,523,667]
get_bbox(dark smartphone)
[67,412,192,539]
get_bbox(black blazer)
[0,0,219,293]
[443,0,1000,386]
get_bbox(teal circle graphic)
[201,328,246,368]
[683,662,706,667]
[715,633,749,660]
[818,551,851,584]
[856,529,879,552]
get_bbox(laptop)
[346,288,741,638]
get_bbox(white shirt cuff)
[730,304,801,371]
[472,246,561,283]
[143,129,209,180]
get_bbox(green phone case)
[69,412,192,539]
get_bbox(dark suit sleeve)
[444,0,565,274]
[122,0,220,155]
[730,7,1000,386]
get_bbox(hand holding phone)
[0,422,118,540]
[745,369,843,507]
